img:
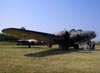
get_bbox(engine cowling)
[54,31,70,41]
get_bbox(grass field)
[0,42,100,73]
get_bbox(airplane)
[2,28,96,50]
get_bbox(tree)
[0,33,19,42]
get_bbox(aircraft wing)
[2,28,57,42]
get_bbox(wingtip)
[2,28,8,33]
[2,28,14,33]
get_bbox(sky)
[0,0,100,41]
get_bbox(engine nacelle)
[54,31,68,36]
[54,31,70,42]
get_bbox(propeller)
[62,29,70,50]
[63,29,70,41]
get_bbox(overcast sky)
[0,0,100,41]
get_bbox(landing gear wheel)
[48,44,52,48]
[59,43,69,50]
[74,44,79,49]
[28,43,31,48]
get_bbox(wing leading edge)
[2,28,56,42]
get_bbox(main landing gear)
[59,43,79,50]
[73,44,79,49]
[59,43,69,50]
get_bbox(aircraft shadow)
[24,48,83,57]
[13,46,47,49]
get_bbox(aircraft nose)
[90,31,96,38]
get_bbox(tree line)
[0,33,19,42]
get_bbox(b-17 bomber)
[2,28,96,50]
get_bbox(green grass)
[0,42,100,73]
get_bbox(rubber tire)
[74,44,79,49]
